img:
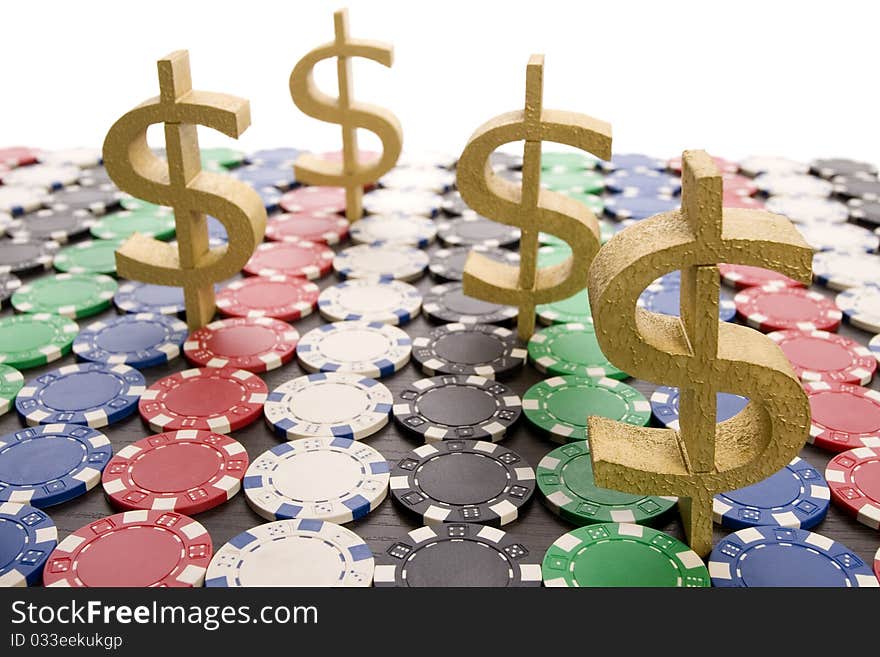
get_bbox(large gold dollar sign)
[457,55,611,341]
[290,8,402,222]
[587,150,813,556]
[103,50,266,330]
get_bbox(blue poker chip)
[708,526,878,587]
[650,385,748,430]
[638,278,736,321]
[114,281,186,315]
[73,313,188,369]
[230,163,296,191]
[605,170,682,196]
[0,502,58,586]
[604,195,679,221]
[247,147,303,166]
[207,216,228,247]
[16,363,145,428]
[713,457,830,530]
[0,424,112,507]
[599,153,666,173]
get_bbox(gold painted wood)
[587,149,813,557]
[456,54,611,341]
[290,8,402,222]
[103,50,266,330]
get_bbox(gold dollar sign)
[290,8,402,222]
[587,150,813,557]
[456,54,611,341]
[103,50,266,330]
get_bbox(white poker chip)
[754,173,832,198]
[2,164,80,191]
[318,278,422,325]
[836,284,880,332]
[738,156,808,177]
[362,188,443,217]
[40,148,103,168]
[797,222,878,252]
[333,243,429,282]
[765,196,849,224]
[243,436,390,523]
[264,372,393,441]
[296,320,412,378]
[0,186,48,215]
[205,518,374,587]
[813,250,880,290]
[349,213,437,248]
[397,151,457,169]
[379,166,455,193]
[436,212,521,248]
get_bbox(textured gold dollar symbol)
[587,150,814,556]
[456,54,611,341]
[103,50,266,330]
[290,8,402,222]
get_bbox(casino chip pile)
[0,145,878,589]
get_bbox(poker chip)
[200,147,245,170]
[650,386,748,430]
[318,278,422,325]
[0,314,78,369]
[278,186,345,214]
[297,321,411,378]
[0,502,57,587]
[813,250,880,290]
[810,158,877,180]
[247,147,302,167]
[527,321,625,379]
[708,526,877,587]
[422,282,518,325]
[350,213,437,247]
[723,193,765,209]
[73,313,187,368]
[380,167,455,193]
[102,430,248,515]
[0,272,21,306]
[393,374,521,442]
[537,288,591,325]
[797,221,878,252]
[244,437,389,523]
[738,155,807,177]
[427,244,520,282]
[825,447,880,530]
[599,153,666,172]
[390,440,534,526]
[755,173,832,198]
[638,276,735,321]
[184,317,299,373]
[43,510,212,587]
[0,147,39,168]
[8,207,95,243]
[264,211,349,245]
[0,424,111,506]
[0,211,11,235]
[52,238,124,275]
[230,162,296,191]
[440,190,468,216]
[805,381,880,452]
[734,284,842,332]
[374,523,541,587]
[41,147,102,168]
[89,208,176,241]
[139,367,268,434]
[333,243,429,282]
[713,457,829,530]
[411,323,526,379]
[362,188,443,217]
[720,172,758,197]
[603,194,678,221]
[2,164,79,191]
[12,272,117,318]
[243,241,334,279]
[215,275,319,321]
[317,149,381,166]
[543,523,710,587]
[77,166,112,186]
[206,518,373,587]
[493,150,525,170]
[0,188,48,218]
[436,212,520,247]
[49,182,123,215]
[206,216,227,247]
[541,170,604,195]
[718,263,804,289]
[113,281,185,315]
[832,174,880,200]
[837,284,880,332]
[537,243,572,267]
[542,152,594,172]
[847,197,880,226]
[264,372,392,441]
[765,196,849,224]
[523,376,650,443]
[537,442,677,526]
[768,329,876,385]
[0,364,23,416]
[605,170,680,196]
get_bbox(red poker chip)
[668,154,737,174]
[139,366,268,434]
[265,211,349,245]
[42,510,212,587]
[722,194,764,209]
[768,329,876,385]
[243,240,334,279]
[0,146,39,167]
[215,274,319,321]
[805,381,880,452]
[102,430,249,515]
[825,446,880,529]
[279,186,347,214]
[734,284,842,332]
[184,317,299,372]
[719,263,804,289]
[722,172,758,197]
[318,149,380,165]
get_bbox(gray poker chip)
[422,282,518,325]
[428,245,520,281]
[411,323,526,379]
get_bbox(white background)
[4,0,879,164]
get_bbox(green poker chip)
[537,244,572,268]
[201,147,246,171]
[541,522,710,587]
[53,239,124,275]
[541,152,599,172]
[536,442,677,526]
[539,195,606,248]
[0,363,24,415]
[537,288,591,325]
[542,170,604,195]
[0,313,79,369]
[90,208,176,241]
[528,321,626,380]
[12,273,118,319]
[522,375,650,443]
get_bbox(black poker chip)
[48,183,123,215]
[441,191,468,216]
[7,207,95,243]
[392,374,522,442]
[0,272,21,305]
[847,198,880,226]
[389,439,535,526]
[436,212,520,247]
[374,522,542,587]
[428,245,520,282]
[411,323,526,379]
[490,151,523,171]
[422,282,518,325]
[0,237,59,274]
[832,174,880,200]
[810,158,878,180]
[77,166,113,186]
